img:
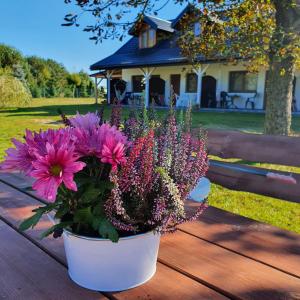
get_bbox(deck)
[0,171,300,300]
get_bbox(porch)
[91,62,270,110]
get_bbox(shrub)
[0,75,31,108]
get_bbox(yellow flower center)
[50,164,62,176]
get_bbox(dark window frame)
[139,28,156,49]
[229,71,258,93]
[185,73,198,93]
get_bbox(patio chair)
[245,92,258,109]
[220,91,237,109]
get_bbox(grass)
[1,98,299,233]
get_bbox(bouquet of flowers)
[1,107,208,242]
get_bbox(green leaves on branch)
[98,219,119,243]
[19,210,44,231]
[40,222,73,239]
[19,203,58,231]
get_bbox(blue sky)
[0,1,183,73]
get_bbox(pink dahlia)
[30,143,85,202]
[1,138,36,175]
[101,136,126,171]
[69,112,100,131]
[74,123,128,160]
[26,128,75,157]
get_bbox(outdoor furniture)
[1,165,300,298]
[176,94,190,107]
[245,92,258,109]
[220,91,238,109]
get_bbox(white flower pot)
[62,229,160,292]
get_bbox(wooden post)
[94,77,98,104]
[106,70,114,105]
[193,65,208,107]
[140,67,155,107]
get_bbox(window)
[229,71,258,93]
[139,28,156,48]
[132,75,145,92]
[186,73,198,93]
[194,22,201,37]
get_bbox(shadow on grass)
[0,103,105,117]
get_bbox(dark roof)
[90,5,224,71]
[90,36,186,70]
[144,15,174,33]
[128,14,174,35]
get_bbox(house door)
[201,76,217,108]
[149,76,166,106]
[170,74,181,105]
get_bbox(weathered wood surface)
[179,206,300,278]
[0,220,103,299]
[3,171,300,278]
[207,129,300,166]
[0,181,226,300]
[1,175,300,299]
[207,160,300,203]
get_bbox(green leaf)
[92,216,102,231]
[40,221,73,239]
[93,203,104,216]
[74,207,94,225]
[54,205,69,219]
[98,219,119,243]
[81,185,102,202]
[19,210,43,231]
[98,181,114,192]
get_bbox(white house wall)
[121,63,300,110]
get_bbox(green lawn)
[1,98,299,233]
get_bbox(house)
[90,5,300,111]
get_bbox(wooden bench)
[0,129,300,299]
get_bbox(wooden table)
[0,171,300,300]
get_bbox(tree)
[0,43,94,99]
[0,44,24,68]
[0,73,31,108]
[67,73,82,97]
[63,0,300,135]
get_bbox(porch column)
[94,77,103,104]
[106,70,114,104]
[193,65,209,107]
[140,67,156,107]
[94,77,98,104]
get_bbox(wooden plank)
[0,182,227,300]
[2,172,300,275]
[2,172,297,299]
[207,161,300,203]
[0,220,103,299]
[159,231,300,300]
[207,129,300,166]
[179,206,300,278]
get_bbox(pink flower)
[101,136,126,170]
[30,143,85,202]
[0,138,36,175]
[74,123,128,160]
[69,112,100,131]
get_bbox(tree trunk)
[264,53,295,135]
[264,0,299,135]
